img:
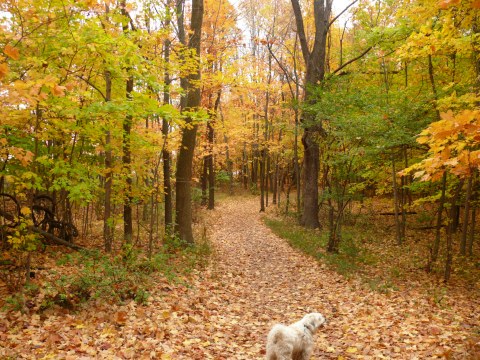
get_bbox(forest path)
[195,196,476,359]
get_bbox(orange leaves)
[52,84,66,97]
[1,44,20,80]
[438,0,480,10]
[8,147,34,166]
[407,109,480,181]
[437,0,460,9]
[113,311,128,326]
[4,44,20,60]
[0,63,8,80]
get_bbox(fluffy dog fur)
[266,313,326,360]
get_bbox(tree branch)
[328,0,358,29]
[75,75,107,101]
[290,0,310,61]
[332,46,373,75]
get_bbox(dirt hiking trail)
[195,197,477,359]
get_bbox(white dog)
[266,313,326,360]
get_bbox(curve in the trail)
[202,197,475,360]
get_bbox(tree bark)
[427,172,447,272]
[460,174,473,255]
[207,120,215,210]
[103,69,114,252]
[445,180,464,282]
[201,151,208,206]
[207,91,221,210]
[468,206,476,256]
[162,6,173,233]
[174,0,204,245]
[123,75,134,245]
[391,155,403,245]
[121,1,133,245]
[290,0,332,228]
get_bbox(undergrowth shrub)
[3,237,211,312]
[0,215,41,292]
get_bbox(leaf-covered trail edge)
[1,196,479,359]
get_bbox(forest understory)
[1,195,479,359]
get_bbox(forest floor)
[1,196,480,359]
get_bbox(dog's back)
[266,324,303,360]
[266,313,326,360]
[266,324,288,359]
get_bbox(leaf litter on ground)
[0,196,479,359]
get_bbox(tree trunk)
[121,1,133,245]
[290,0,332,229]
[301,128,321,228]
[327,198,336,252]
[460,174,473,255]
[123,75,134,245]
[207,91,220,210]
[468,171,477,256]
[201,153,208,206]
[391,155,403,245]
[243,140,249,189]
[468,206,476,256]
[445,180,464,282]
[224,134,234,195]
[260,149,266,212]
[427,172,447,272]
[272,154,278,205]
[162,41,173,232]
[207,121,215,210]
[103,67,114,252]
[174,0,204,245]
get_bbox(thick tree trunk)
[174,0,204,245]
[291,0,332,228]
[301,127,320,228]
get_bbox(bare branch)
[332,46,373,75]
[328,0,358,29]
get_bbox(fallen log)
[412,225,446,230]
[379,211,417,215]
[27,226,85,251]
[2,207,84,251]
